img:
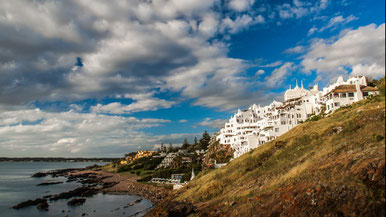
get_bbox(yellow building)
[124,150,156,163]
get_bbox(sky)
[0,0,384,157]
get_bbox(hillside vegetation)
[146,96,385,217]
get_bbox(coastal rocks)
[13,198,47,209]
[36,201,49,211]
[67,198,86,206]
[32,172,47,178]
[37,181,63,186]
[50,186,98,201]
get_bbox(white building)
[156,152,178,169]
[217,76,378,159]
[322,76,379,113]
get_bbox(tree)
[194,137,198,145]
[181,138,190,150]
[168,143,174,153]
[199,131,211,150]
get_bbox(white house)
[217,75,378,159]
[322,76,379,113]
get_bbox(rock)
[36,201,49,211]
[134,198,142,203]
[32,172,47,178]
[13,198,47,209]
[82,213,86,216]
[67,198,86,206]
[37,181,63,186]
[50,186,98,201]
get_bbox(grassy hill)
[146,96,385,217]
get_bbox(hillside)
[146,96,385,217]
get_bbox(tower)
[191,168,195,181]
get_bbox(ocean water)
[0,162,152,217]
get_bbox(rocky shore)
[12,165,170,213]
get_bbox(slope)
[147,96,385,217]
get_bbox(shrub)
[117,165,131,173]
[137,175,153,182]
[136,171,141,176]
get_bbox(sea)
[0,162,153,217]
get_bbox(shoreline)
[11,165,171,216]
[68,169,171,204]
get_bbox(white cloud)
[178,119,188,123]
[308,27,318,36]
[256,69,265,75]
[228,0,255,12]
[91,93,175,114]
[0,108,184,157]
[259,61,283,67]
[301,23,385,80]
[198,118,227,129]
[265,62,294,87]
[284,45,305,54]
[319,15,358,32]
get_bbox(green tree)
[194,137,198,145]
[181,138,190,150]
[199,131,211,150]
[168,143,174,153]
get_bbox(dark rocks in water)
[32,172,47,178]
[134,198,142,203]
[36,201,49,211]
[67,198,86,206]
[50,186,98,201]
[13,198,47,209]
[37,181,63,186]
[43,195,52,199]
[82,213,86,216]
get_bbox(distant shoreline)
[0,157,119,162]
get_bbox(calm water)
[0,162,152,217]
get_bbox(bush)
[306,114,322,122]
[137,175,153,182]
[117,165,131,173]
[136,171,141,176]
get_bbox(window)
[341,93,346,98]
[363,92,369,97]
[275,128,279,132]
[348,92,354,97]
[334,102,340,107]
[334,93,339,98]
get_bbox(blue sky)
[0,0,384,157]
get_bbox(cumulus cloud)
[228,0,255,12]
[265,62,294,87]
[91,93,175,114]
[198,118,227,129]
[301,23,385,80]
[0,108,185,157]
[0,0,330,110]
